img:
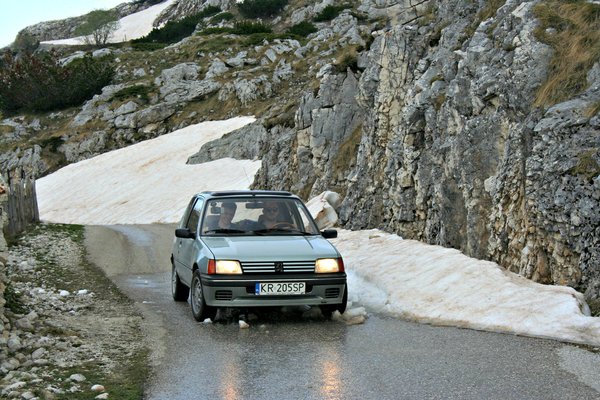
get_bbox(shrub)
[237,0,288,19]
[131,42,166,51]
[12,31,40,53]
[132,7,222,45]
[287,21,318,37]
[0,51,114,113]
[314,5,350,22]
[111,84,153,103]
[133,0,164,5]
[199,27,233,35]
[210,12,235,24]
[74,9,120,45]
[232,21,272,35]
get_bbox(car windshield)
[200,197,321,236]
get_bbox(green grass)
[52,351,149,400]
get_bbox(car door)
[178,197,204,285]
[173,197,196,275]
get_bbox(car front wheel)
[172,263,189,302]
[190,270,217,321]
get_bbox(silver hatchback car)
[171,190,347,321]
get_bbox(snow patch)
[42,0,177,45]
[37,117,259,225]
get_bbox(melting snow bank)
[334,229,600,346]
[37,117,259,225]
[42,0,177,45]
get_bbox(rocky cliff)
[246,0,600,298]
[0,0,598,299]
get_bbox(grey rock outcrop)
[154,62,221,103]
[253,69,364,199]
[0,146,48,179]
[59,131,108,164]
[252,0,600,298]
[187,121,266,163]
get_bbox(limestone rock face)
[254,70,364,200]
[187,121,266,164]
[252,0,600,298]
[154,63,222,103]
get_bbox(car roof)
[197,190,299,201]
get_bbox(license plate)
[255,282,305,295]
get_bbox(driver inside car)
[258,201,284,229]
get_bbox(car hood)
[201,235,339,261]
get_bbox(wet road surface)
[85,225,600,400]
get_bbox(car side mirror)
[321,229,337,239]
[175,228,195,239]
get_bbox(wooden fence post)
[2,171,40,237]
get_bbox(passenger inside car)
[205,202,237,231]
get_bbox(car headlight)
[315,258,344,273]
[215,260,242,274]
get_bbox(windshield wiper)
[204,228,246,234]
[253,228,314,235]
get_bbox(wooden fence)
[2,172,39,237]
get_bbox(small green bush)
[314,5,350,22]
[131,42,166,51]
[232,21,273,35]
[133,0,164,5]
[4,283,28,314]
[237,0,288,19]
[111,84,153,103]
[197,5,223,18]
[209,12,235,24]
[0,51,114,113]
[199,27,233,35]
[287,21,318,37]
[132,7,222,45]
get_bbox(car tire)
[190,270,217,322]
[320,284,348,319]
[171,263,189,302]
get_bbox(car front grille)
[240,260,315,273]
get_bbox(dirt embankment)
[0,224,150,399]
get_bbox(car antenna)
[242,166,251,187]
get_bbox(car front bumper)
[200,273,347,307]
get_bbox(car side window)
[185,198,204,232]
[179,198,196,228]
